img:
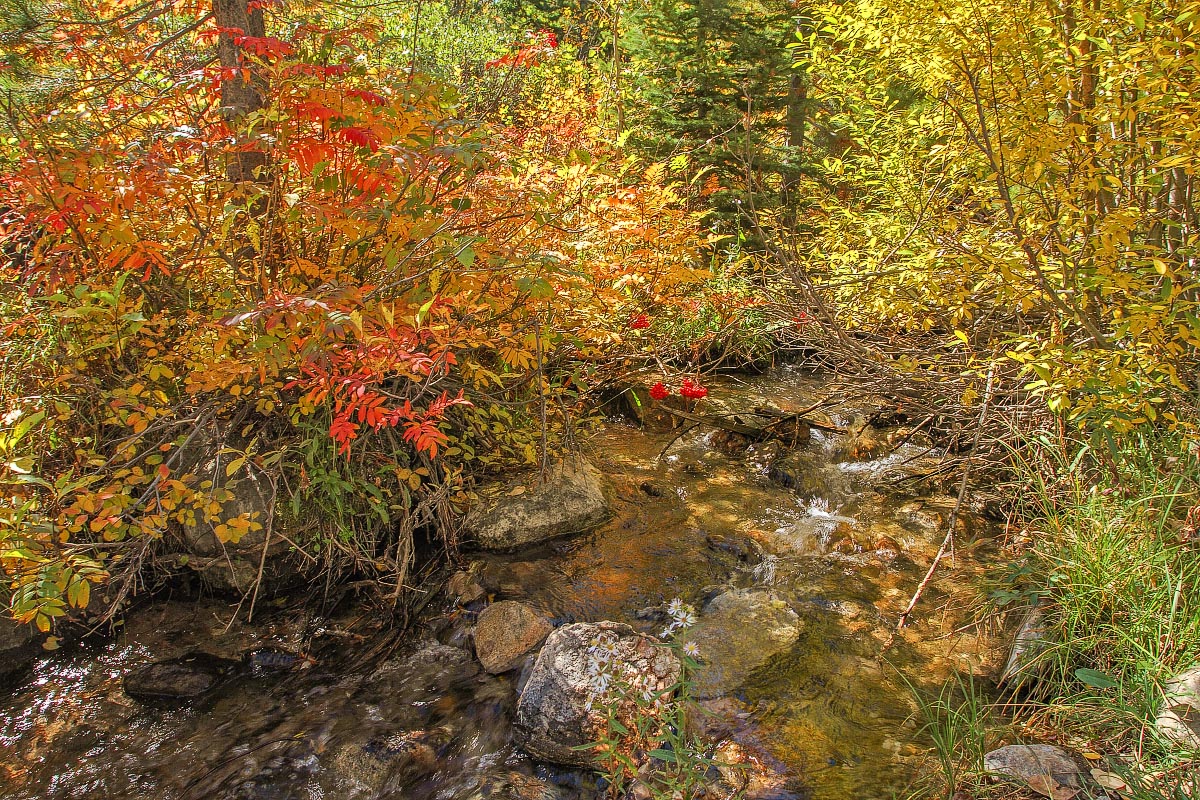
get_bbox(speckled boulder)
[466,459,611,551]
[983,744,1087,788]
[515,622,680,766]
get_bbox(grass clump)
[911,432,1200,798]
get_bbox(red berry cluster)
[679,378,708,399]
[647,379,708,401]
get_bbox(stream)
[0,366,1007,800]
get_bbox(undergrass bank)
[912,432,1200,798]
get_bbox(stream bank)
[0,366,1010,799]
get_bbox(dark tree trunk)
[215,0,269,183]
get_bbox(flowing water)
[0,366,1006,800]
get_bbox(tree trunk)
[215,0,269,184]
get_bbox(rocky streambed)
[0,367,1015,799]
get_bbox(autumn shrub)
[746,0,1200,454]
[0,2,707,628]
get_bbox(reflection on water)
[0,366,1003,800]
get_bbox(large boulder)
[0,616,38,690]
[515,621,680,766]
[466,459,611,551]
[474,601,553,674]
[178,460,302,595]
[1155,665,1200,746]
[684,589,802,699]
[983,744,1088,789]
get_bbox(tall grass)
[1003,431,1200,778]
[905,671,1002,798]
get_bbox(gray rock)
[684,589,801,698]
[466,459,611,551]
[178,459,301,595]
[1000,604,1048,685]
[0,614,35,652]
[983,744,1087,787]
[1155,665,1200,747]
[181,466,275,557]
[515,621,680,766]
[474,601,553,674]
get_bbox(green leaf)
[648,748,680,763]
[1075,668,1118,689]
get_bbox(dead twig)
[897,360,997,629]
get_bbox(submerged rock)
[466,459,611,551]
[684,589,802,699]
[983,744,1088,788]
[474,601,553,674]
[327,728,450,794]
[704,532,763,563]
[1155,665,1200,746]
[123,652,242,702]
[515,621,680,766]
[480,770,565,800]
[709,740,802,800]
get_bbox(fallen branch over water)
[657,405,847,438]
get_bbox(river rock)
[837,415,890,461]
[328,727,449,794]
[515,621,680,766]
[983,744,1088,788]
[684,589,802,699]
[709,740,798,800]
[481,770,565,800]
[466,459,611,551]
[1155,665,1200,746]
[475,601,553,674]
[448,569,487,604]
[0,616,38,690]
[1000,604,1048,685]
[177,457,304,595]
[622,386,689,432]
[123,652,242,702]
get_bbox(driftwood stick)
[896,361,996,630]
[659,406,846,437]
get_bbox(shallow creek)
[0,366,1007,800]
